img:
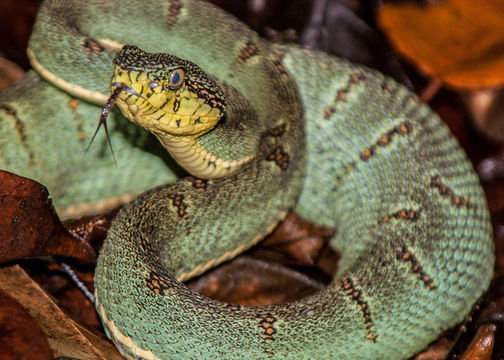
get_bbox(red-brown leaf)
[0,170,95,264]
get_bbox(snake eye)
[166,68,185,90]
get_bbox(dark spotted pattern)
[360,122,411,161]
[378,209,421,225]
[83,38,104,53]
[272,49,287,74]
[263,123,286,138]
[430,176,471,207]
[266,146,289,170]
[257,313,277,342]
[189,177,208,190]
[236,41,259,64]
[0,104,33,161]
[146,271,171,295]
[324,73,366,119]
[168,193,187,218]
[167,0,182,28]
[341,278,376,342]
[396,246,436,290]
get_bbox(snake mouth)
[111,82,146,101]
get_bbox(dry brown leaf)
[460,324,496,360]
[259,212,335,267]
[413,337,452,360]
[0,287,53,360]
[0,56,24,92]
[378,0,504,89]
[0,170,96,264]
[187,255,326,306]
[0,265,122,360]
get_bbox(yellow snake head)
[111,45,226,139]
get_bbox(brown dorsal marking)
[324,72,365,119]
[341,278,377,342]
[378,209,422,225]
[333,122,412,188]
[263,123,286,138]
[396,245,436,290]
[236,41,258,64]
[167,0,182,28]
[266,146,289,170]
[430,176,471,207]
[225,304,241,312]
[1,104,26,143]
[168,193,187,218]
[323,107,335,119]
[381,80,394,93]
[272,49,287,74]
[83,38,104,53]
[0,104,33,161]
[360,122,411,161]
[188,177,208,190]
[257,313,277,343]
[145,271,171,296]
[370,209,422,233]
[68,98,79,110]
[67,99,87,142]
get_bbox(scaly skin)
[0,0,494,359]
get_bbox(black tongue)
[85,84,125,164]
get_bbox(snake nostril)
[149,81,160,89]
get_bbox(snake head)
[111,45,226,139]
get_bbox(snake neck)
[154,132,255,179]
[154,82,264,179]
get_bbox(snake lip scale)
[0,0,494,359]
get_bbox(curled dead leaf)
[0,170,95,264]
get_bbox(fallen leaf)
[413,337,452,360]
[0,287,53,360]
[259,211,335,266]
[460,324,496,360]
[187,255,326,306]
[378,0,504,89]
[29,261,100,330]
[0,265,123,360]
[0,170,96,264]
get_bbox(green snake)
[0,0,494,359]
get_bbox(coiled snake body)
[0,0,494,359]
